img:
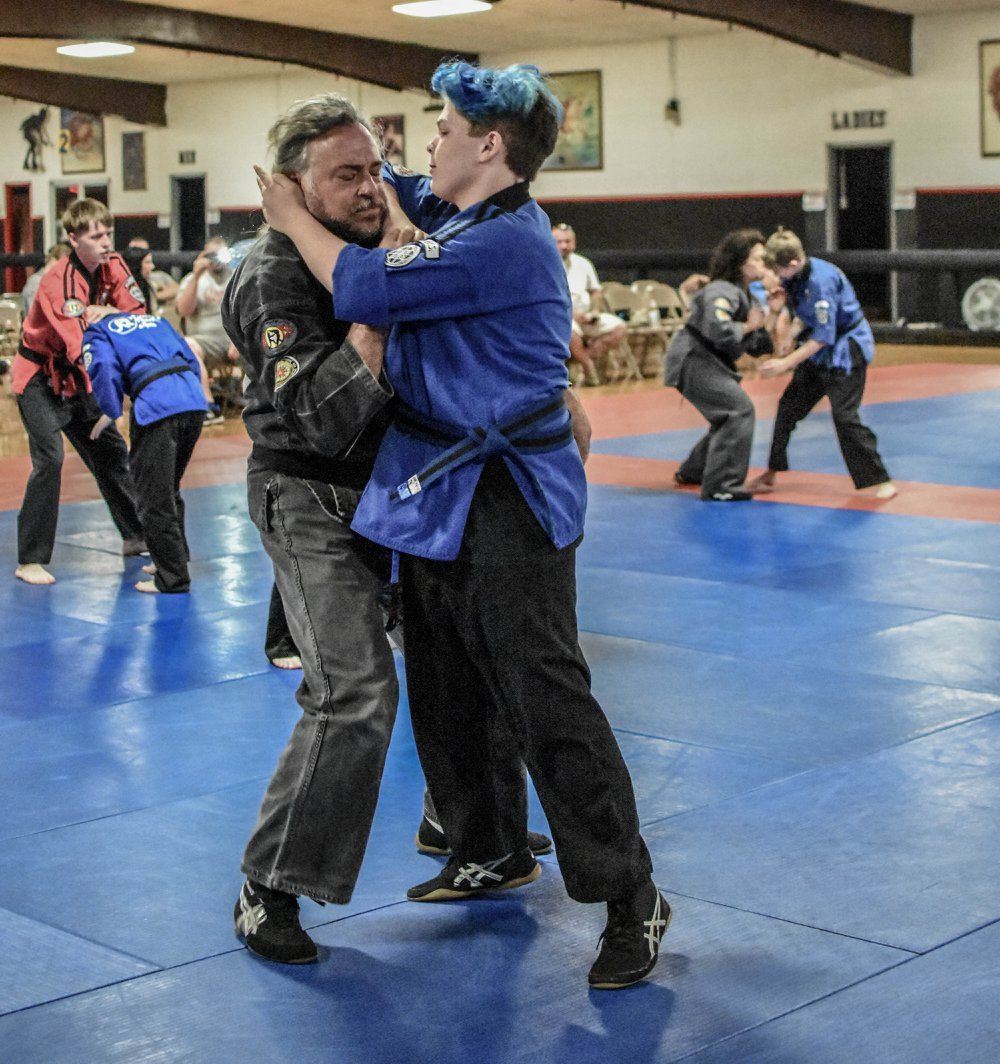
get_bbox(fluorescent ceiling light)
[392,1,492,17]
[56,42,135,58]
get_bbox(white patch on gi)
[385,243,422,268]
[82,344,93,371]
[814,299,831,325]
[107,314,158,336]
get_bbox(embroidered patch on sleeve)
[385,244,422,269]
[392,164,417,177]
[274,356,300,390]
[814,299,831,325]
[127,280,144,303]
[62,298,85,318]
[82,343,93,370]
[261,319,298,352]
[712,296,734,322]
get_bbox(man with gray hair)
[223,93,548,965]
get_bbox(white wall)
[1,6,998,245]
[515,7,1000,200]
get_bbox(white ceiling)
[1,0,998,85]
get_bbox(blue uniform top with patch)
[84,313,208,425]
[334,170,581,561]
[785,256,874,372]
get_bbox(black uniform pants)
[129,411,203,592]
[768,342,890,489]
[15,375,143,565]
[402,461,652,904]
[264,583,299,661]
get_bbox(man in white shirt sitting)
[552,222,627,385]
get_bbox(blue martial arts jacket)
[84,313,207,425]
[336,167,583,561]
[785,257,874,373]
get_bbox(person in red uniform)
[14,198,146,585]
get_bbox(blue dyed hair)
[430,61,563,180]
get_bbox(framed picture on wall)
[981,39,1000,157]
[59,109,106,174]
[122,131,147,191]
[374,114,405,167]
[542,70,603,172]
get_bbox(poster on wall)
[543,70,603,172]
[374,114,405,167]
[59,110,106,174]
[122,131,147,191]
[981,40,1000,156]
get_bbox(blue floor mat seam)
[667,951,920,1064]
[612,724,809,765]
[662,890,921,956]
[0,906,164,978]
[0,774,276,846]
[0,897,417,1022]
[579,608,950,665]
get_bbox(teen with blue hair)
[256,60,668,990]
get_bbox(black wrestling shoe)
[234,879,318,964]
[407,848,541,902]
[121,537,150,557]
[415,815,554,857]
[708,490,752,502]
[588,881,671,990]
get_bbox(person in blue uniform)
[84,313,207,592]
[748,228,897,499]
[257,61,667,991]
[664,228,780,500]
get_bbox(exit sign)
[178,150,196,164]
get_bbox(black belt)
[130,356,196,400]
[391,395,572,512]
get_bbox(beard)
[318,208,386,250]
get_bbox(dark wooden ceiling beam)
[5,0,473,93]
[0,63,167,124]
[609,0,912,75]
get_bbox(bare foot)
[862,481,898,500]
[142,563,157,575]
[135,580,160,594]
[746,471,776,493]
[15,564,55,585]
[271,655,303,671]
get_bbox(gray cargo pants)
[675,352,756,499]
[242,467,400,904]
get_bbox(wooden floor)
[1,343,997,460]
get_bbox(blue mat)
[684,919,1000,1063]
[0,878,906,1063]
[592,391,1000,489]
[644,713,1000,954]
[0,380,997,1060]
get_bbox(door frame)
[826,140,897,319]
[4,182,32,293]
